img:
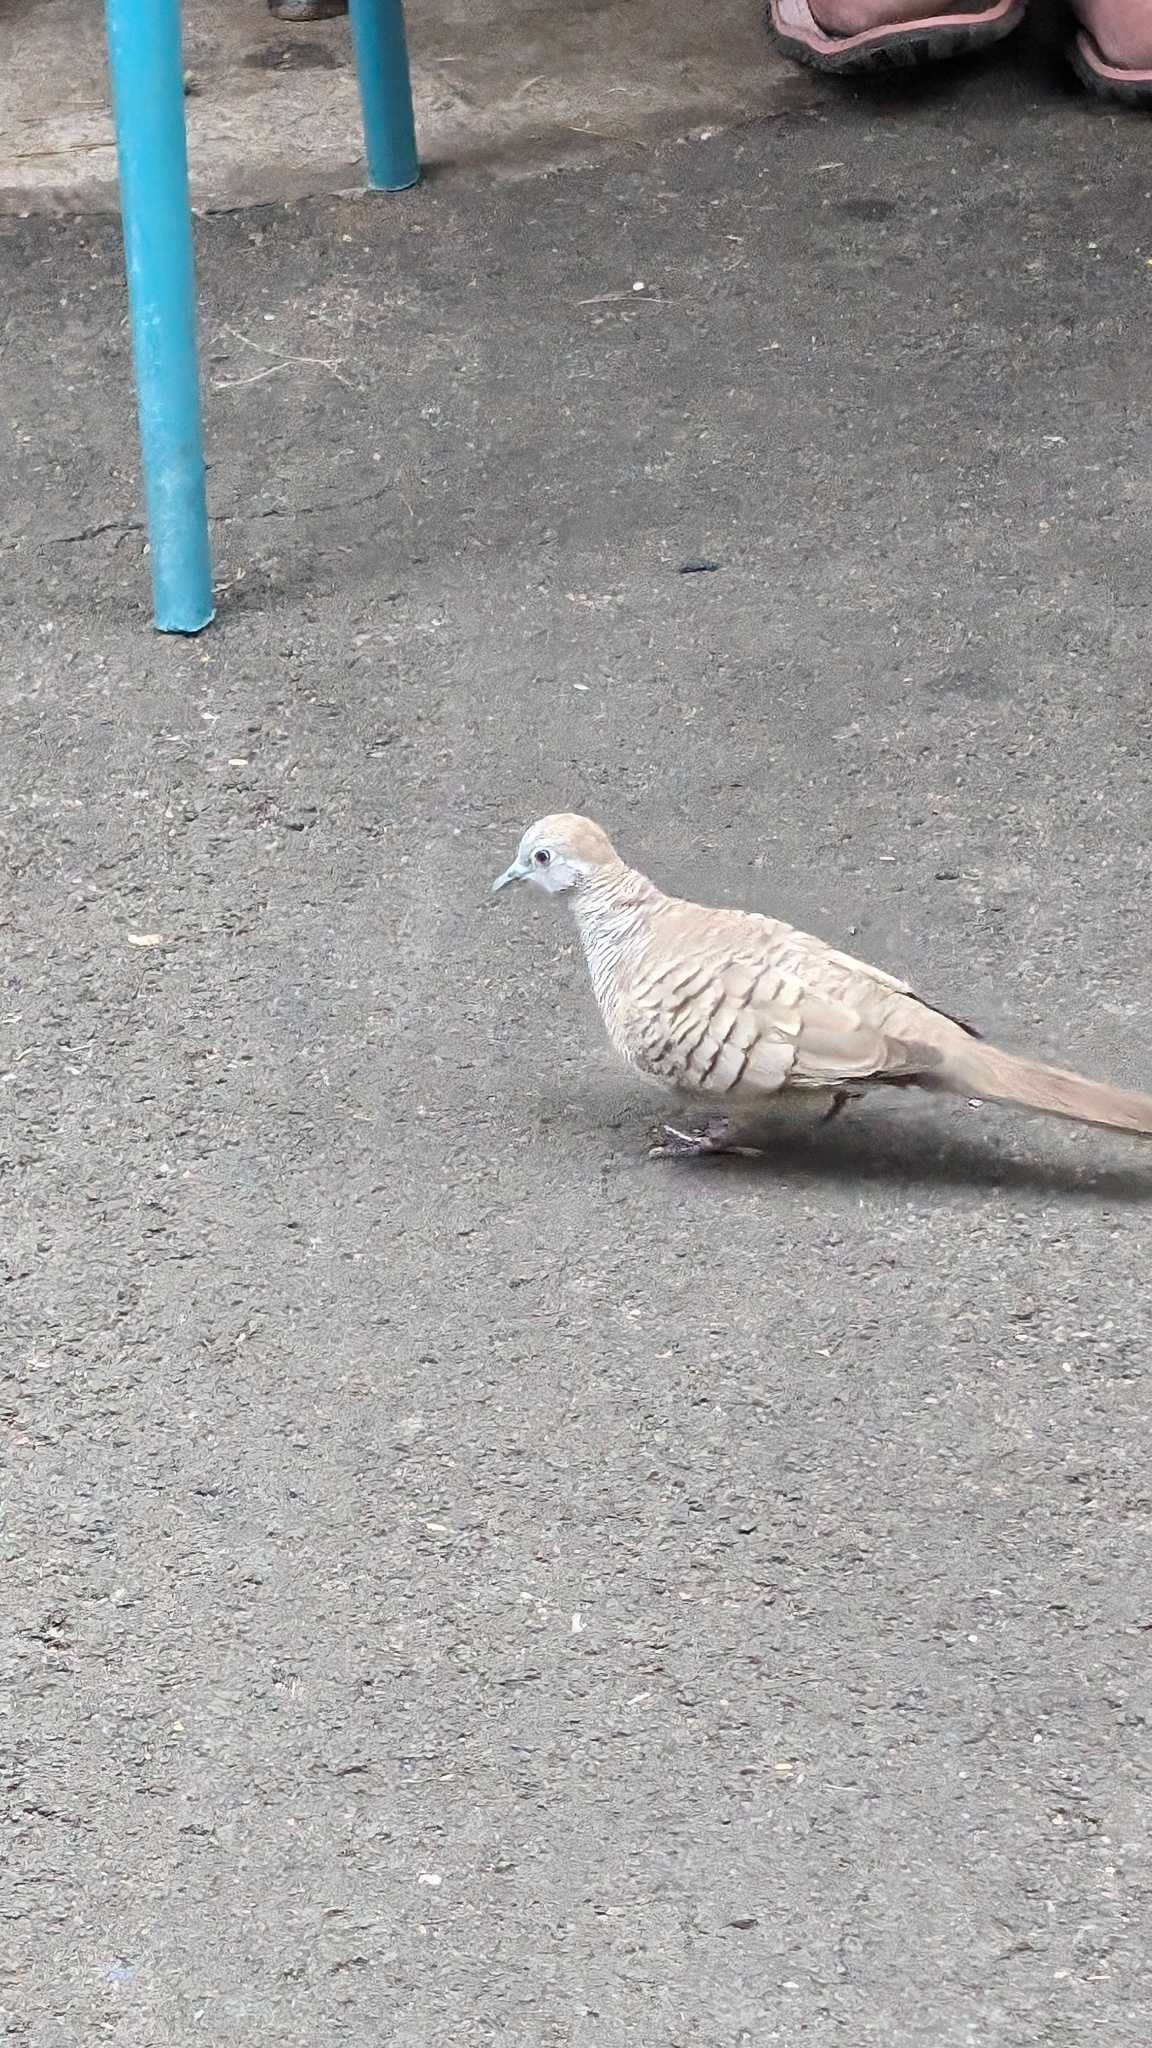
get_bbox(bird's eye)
[533,847,552,867]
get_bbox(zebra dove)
[492,812,1152,1156]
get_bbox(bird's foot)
[648,1118,763,1160]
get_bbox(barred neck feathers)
[572,864,661,1008]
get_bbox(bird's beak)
[491,860,527,895]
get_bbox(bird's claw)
[648,1119,763,1160]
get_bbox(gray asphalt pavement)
[4,47,1152,2047]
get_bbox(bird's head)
[491,813,621,900]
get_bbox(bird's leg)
[650,1088,859,1156]
[822,1088,853,1123]
[648,1116,764,1160]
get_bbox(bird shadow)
[638,1114,1152,1204]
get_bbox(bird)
[492,812,1152,1157]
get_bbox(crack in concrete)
[35,480,396,550]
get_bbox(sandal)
[768,0,1025,73]
[1070,0,1152,103]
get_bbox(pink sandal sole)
[768,0,1025,71]
[1071,25,1152,102]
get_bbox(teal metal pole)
[347,0,419,192]
[104,0,214,633]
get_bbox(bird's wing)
[621,914,925,1097]
[781,933,980,1040]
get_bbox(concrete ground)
[2,0,823,212]
[5,20,1152,2048]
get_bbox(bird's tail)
[932,1042,1152,1137]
